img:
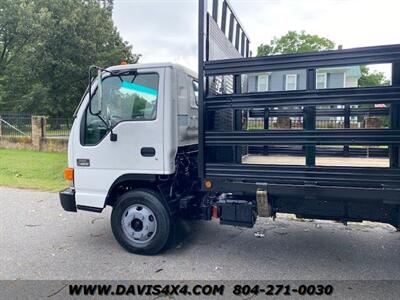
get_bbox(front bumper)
[59,188,77,212]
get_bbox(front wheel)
[111,189,171,255]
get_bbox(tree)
[257,30,335,56]
[359,65,390,87]
[358,67,390,127]
[96,0,114,14]
[0,0,49,75]
[0,0,139,117]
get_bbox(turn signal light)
[64,168,74,181]
[204,179,213,189]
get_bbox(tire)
[111,189,171,255]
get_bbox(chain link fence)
[45,117,72,137]
[0,114,32,137]
[0,113,72,138]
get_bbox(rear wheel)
[111,189,171,255]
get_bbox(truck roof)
[107,62,197,79]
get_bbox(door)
[73,68,165,208]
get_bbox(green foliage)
[257,30,335,56]
[359,65,390,87]
[0,0,49,74]
[0,0,138,117]
[95,0,114,14]
[358,66,390,126]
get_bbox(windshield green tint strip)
[120,81,157,96]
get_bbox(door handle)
[141,147,156,157]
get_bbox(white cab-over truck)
[60,63,200,254]
[60,0,400,254]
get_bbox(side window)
[83,73,159,145]
[285,74,297,91]
[257,74,269,92]
[316,73,327,89]
[192,80,199,106]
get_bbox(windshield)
[92,72,158,124]
[83,72,159,145]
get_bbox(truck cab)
[60,63,201,254]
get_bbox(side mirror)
[88,66,103,115]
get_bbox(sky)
[113,0,400,76]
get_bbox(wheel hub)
[121,204,157,243]
[131,219,143,232]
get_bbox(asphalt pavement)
[1,187,400,280]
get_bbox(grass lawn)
[0,149,68,191]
